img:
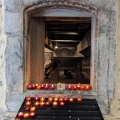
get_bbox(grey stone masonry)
[0,0,118,120]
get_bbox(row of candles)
[27,83,91,91]
[16,97,82,119]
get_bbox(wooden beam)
[30,17,45,83]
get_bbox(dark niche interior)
[44,17,91,84]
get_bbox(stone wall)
[0,0,119,119]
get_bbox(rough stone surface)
[4,11,23,34]
[0,0,119,120]
[5,36,23,93]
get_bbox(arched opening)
[24,2,97,91]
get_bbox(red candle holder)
[64,98,69,102]
[60,102,65,107]
[41,84,45,89]
[25,106,30,111]
[34,97,39,101]
[45,101,50,106]
[73,85,77,90]
[50,84,55,90]
[32,84,36,89]
[27,84,33,90]
[29,112,36,118]
[67,84,72,90]
[17,112,24,118]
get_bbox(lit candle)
[32,84,36,89]
[50,84,55,90]
[52,101,58,107]
[40,97,45,102]
[69,98,74,103]
[77,97,82,103]
[26,97,31,101]
[44,84,49,89]
[29,112,36,118]
[27,84,33,90]
[67,84,72,90]
[30,106,36,112]
[54,97,58,102]
[40,101,45,107]
[17,112,24,118]
[23,112,29,119]
[60,102,65,107]
[85,84,91,91]
[48,97,53,102]
[34,101,40,106]
[64,98,69,102]
[45,101,50,107]
[34,96,39,101]
[36,85,41,90]
[59,98,64,102]
[73,85,77,90]
[77,84,81,89]
[41,84,45,89]
[25,101,31,106]
[80,85,85,90]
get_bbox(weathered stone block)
[4,11,22,34]
[5,36,23,93]
[4,0,24,11]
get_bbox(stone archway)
[2,0,117,117]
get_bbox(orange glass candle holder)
[77,97,82,103]
[59,98,64,102]
[77,84,81,89]
[69,98,74,103]
[40,97,45,102]
[23,112,29,119]
[54,97,58,102]
[25,101,31,106]
[40,101,45,107]
[34,101,40,106]
[36,85,41,90]
[48,97,53,102]
[80,85,85,90]
[85,85,91,91]
[53,101,58,108]
[30,106,36,112]
[26,97,31,101]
